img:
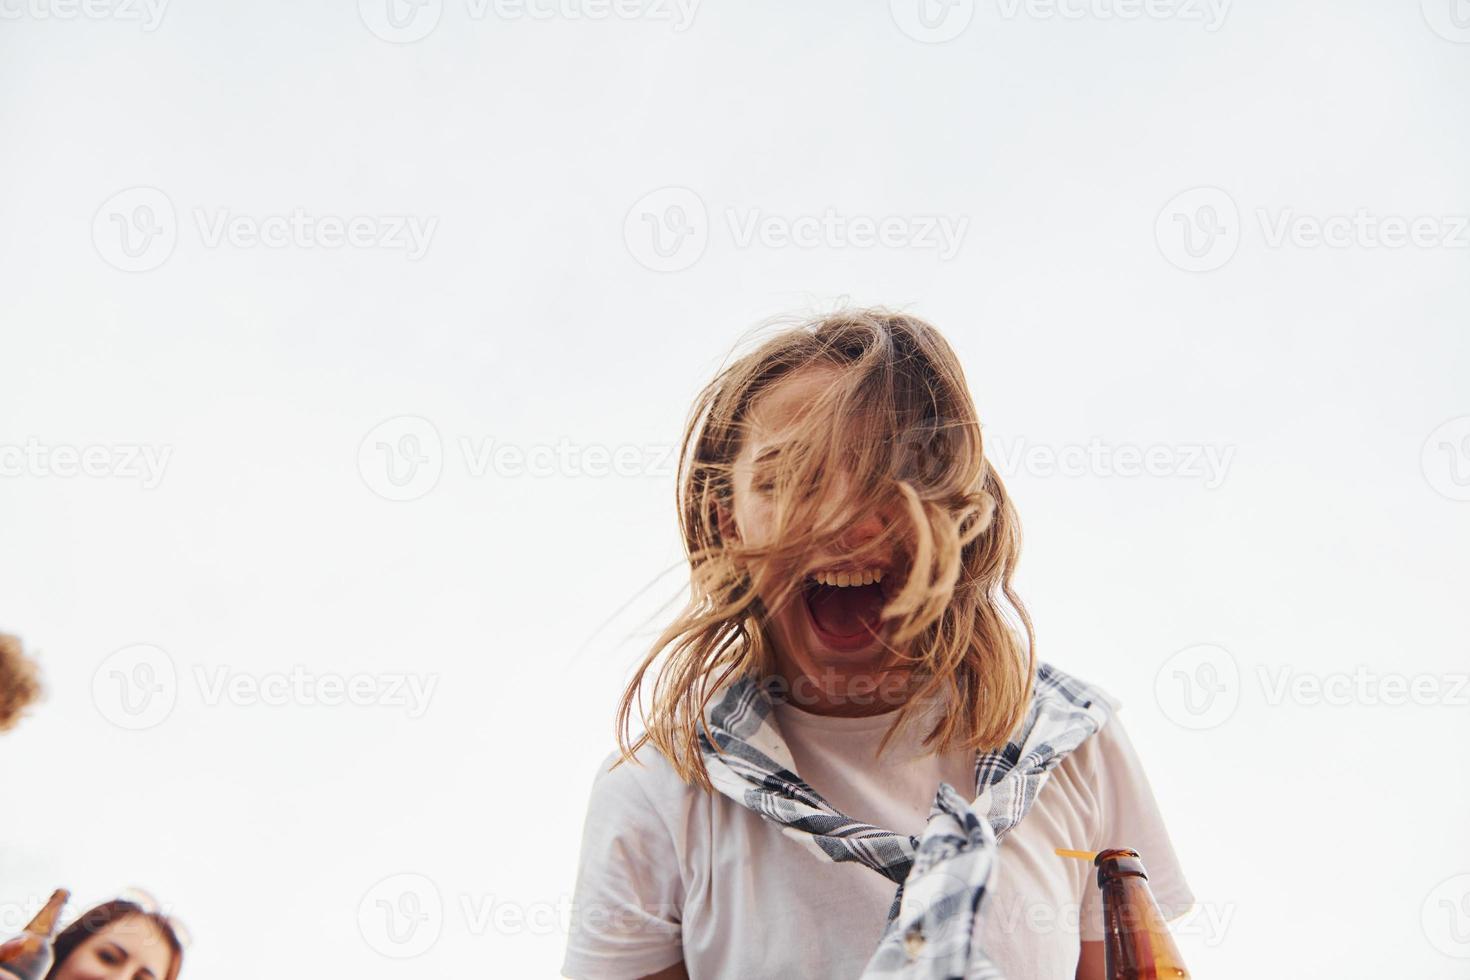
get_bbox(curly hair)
[0,632,42,733]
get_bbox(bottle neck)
[22,890,69,938]
[1093,850,1190,980]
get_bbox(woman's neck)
[770,655,918,717]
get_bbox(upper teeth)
[810,569,885,587]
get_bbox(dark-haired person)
[44,900,182,980]
[562,309,1193,979]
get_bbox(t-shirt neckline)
[771,694,942,735]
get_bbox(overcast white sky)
[2,1,1468,977]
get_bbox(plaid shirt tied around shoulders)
[696,662,1114,979]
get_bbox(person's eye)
[98,948,123,965]
[751,467,779,493]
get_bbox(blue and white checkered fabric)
[697,661,1113,979]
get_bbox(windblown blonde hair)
[615,307,1036,792]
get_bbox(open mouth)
[799,567,893,651]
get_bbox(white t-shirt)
[561,688,1194,980]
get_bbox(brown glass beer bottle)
[0,889,69,980]
[1095,848,1189,980]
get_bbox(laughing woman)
[561,309,1194,980]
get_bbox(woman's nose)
[838,509,886,550]
[823,468,896,551]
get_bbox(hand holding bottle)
[0,889,69,980]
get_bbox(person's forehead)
[96,917,170,961]
[744,364,843,443]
